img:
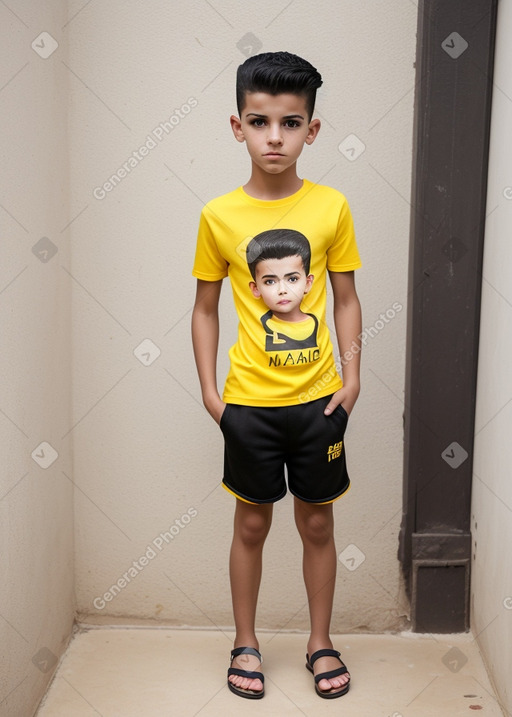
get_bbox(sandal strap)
[227,667,264,683]
[314,664,348,684]
[308,648,341,667]
[230,646,262,662]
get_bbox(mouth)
[277,300,291,305]
[264,152,284,157]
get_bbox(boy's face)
[230,93,320,176]
[249,255,314,321]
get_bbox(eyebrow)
[246,113,305,120]
[260,271,301,279]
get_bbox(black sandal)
[305,648,350,699]
[227,646,264,699]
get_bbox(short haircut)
[246,229,311,280]
[236,51,322,121]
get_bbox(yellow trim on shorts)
[315,482,352,505]
[222,482,259,504]
[222,480,351,505]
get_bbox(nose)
[278,280,287,294]
[268,122,283,145]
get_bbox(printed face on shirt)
[230,93,320,176]
[249,255,314,322]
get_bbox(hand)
[204,394,226,425]
[324,384,360,417]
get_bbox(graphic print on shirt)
[260,310,320,367]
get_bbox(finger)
[324,400,338,415]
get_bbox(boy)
[247,228,316,344]
[247,228,336,378]
[191,51,362,699]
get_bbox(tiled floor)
[36,627,505,716]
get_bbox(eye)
[250,118,266,127]
[264,279,275,285]
[284,120,301,128]
[288,276,299,283]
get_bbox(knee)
[237,510,271,547]
[297,510,333,546]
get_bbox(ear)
[249,281,261,298]
[305,118,321,145]
[230,115,245,143]
[304,274,314,293]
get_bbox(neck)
[272,308,308,323]
[243,163,303,200]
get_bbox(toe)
[317,677,333,692]
[316,666,350,694]
[229,673,263,693]
[318,677,346,694]
[249,677,263,692]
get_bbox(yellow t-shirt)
[192,179,362,406]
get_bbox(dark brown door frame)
[399,0,498,632]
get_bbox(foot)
[307,642,350,695]
[228,646,264,697]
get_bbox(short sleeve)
[192,207,229,281]
[326,195,362,272]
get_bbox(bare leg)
[294,497,350,694]
[228,499,273,694]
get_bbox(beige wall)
[0,3,75,716]
[1,2,417,713]
[471,1,512,712]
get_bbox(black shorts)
[219,394,350,504]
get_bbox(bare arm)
[191,278,225,424]
[324,270,362,416]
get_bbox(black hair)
[236,51,322,121]
[246,228,311,279]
